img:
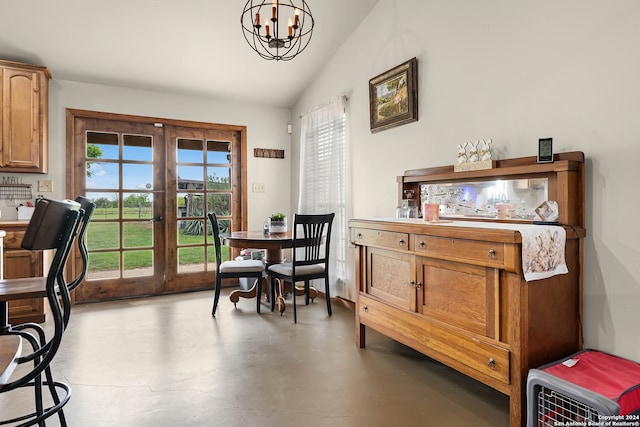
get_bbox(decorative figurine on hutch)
[456,143,468,164]
[468,140,479,162]
[454,138,495,172]
[480,138,492,161]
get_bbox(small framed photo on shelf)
[369,57,418,133]
[538,138,554,163]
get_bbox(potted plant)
[268,213,287,233]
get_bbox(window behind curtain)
[299,96,348,290]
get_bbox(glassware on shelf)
[418,177,549,220]
[396,199,411,218]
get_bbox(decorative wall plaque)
[254,148,285,159]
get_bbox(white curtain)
[298,95,350,292]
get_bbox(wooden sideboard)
[350,152,585,427]
[1,221,45,323]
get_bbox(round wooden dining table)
[222,231,318,312]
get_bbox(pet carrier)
[527,349,640,427]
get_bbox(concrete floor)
[1,289,510,426]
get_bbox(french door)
[66,110,247,302]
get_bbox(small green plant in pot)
[268,213,287,233]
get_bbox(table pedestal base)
[228,278,319,313]
[228,278,266,305]
[228,246,282,306]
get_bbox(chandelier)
[240,0,314,61]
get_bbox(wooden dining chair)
[268,213,335,323]
[0,198,82,427]
[208,212,265,317]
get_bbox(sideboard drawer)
[352,228,410,251]
[413,235,506,268]
[359,295,510,384]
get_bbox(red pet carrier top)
[542,349,640,415]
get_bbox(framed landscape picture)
[369,57,418,133]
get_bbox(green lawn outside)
[87,216,229,272]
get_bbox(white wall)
[0,79,293,231]
[292,0,640,360]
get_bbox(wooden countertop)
[0,221,31,234]
[349,218,586,241]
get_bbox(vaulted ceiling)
[1,0,379,107]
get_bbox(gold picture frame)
[369,57,418,133]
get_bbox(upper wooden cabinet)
[0,59,51,173]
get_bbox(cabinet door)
[366,247,416,311]
[0,66,45,172]
[418,257,499,339]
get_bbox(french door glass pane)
[87,222,119,250]
[87,132,118,159]
[207,140,231,164]
[123,164,153,190]
[123,222,153,248]
[123,192,153,220]
[178,220,206,244]
[123,134,152,161]
[85,131,155,280]
[123,250,153,278]
[207,193,231,215]
[86,162,118,189]
[178,193,205,217]
[86,192,119,221]
[177,138,204,162]
[215,218,230,235]
[177,166,205,189]
[88,252,119,279]
[178,247,204,274]
[206,167,231,190]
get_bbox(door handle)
[151,215,163,222]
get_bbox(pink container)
[422,203,440,222]
[495,203,515,219]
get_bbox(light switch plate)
[38,180,53,192]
